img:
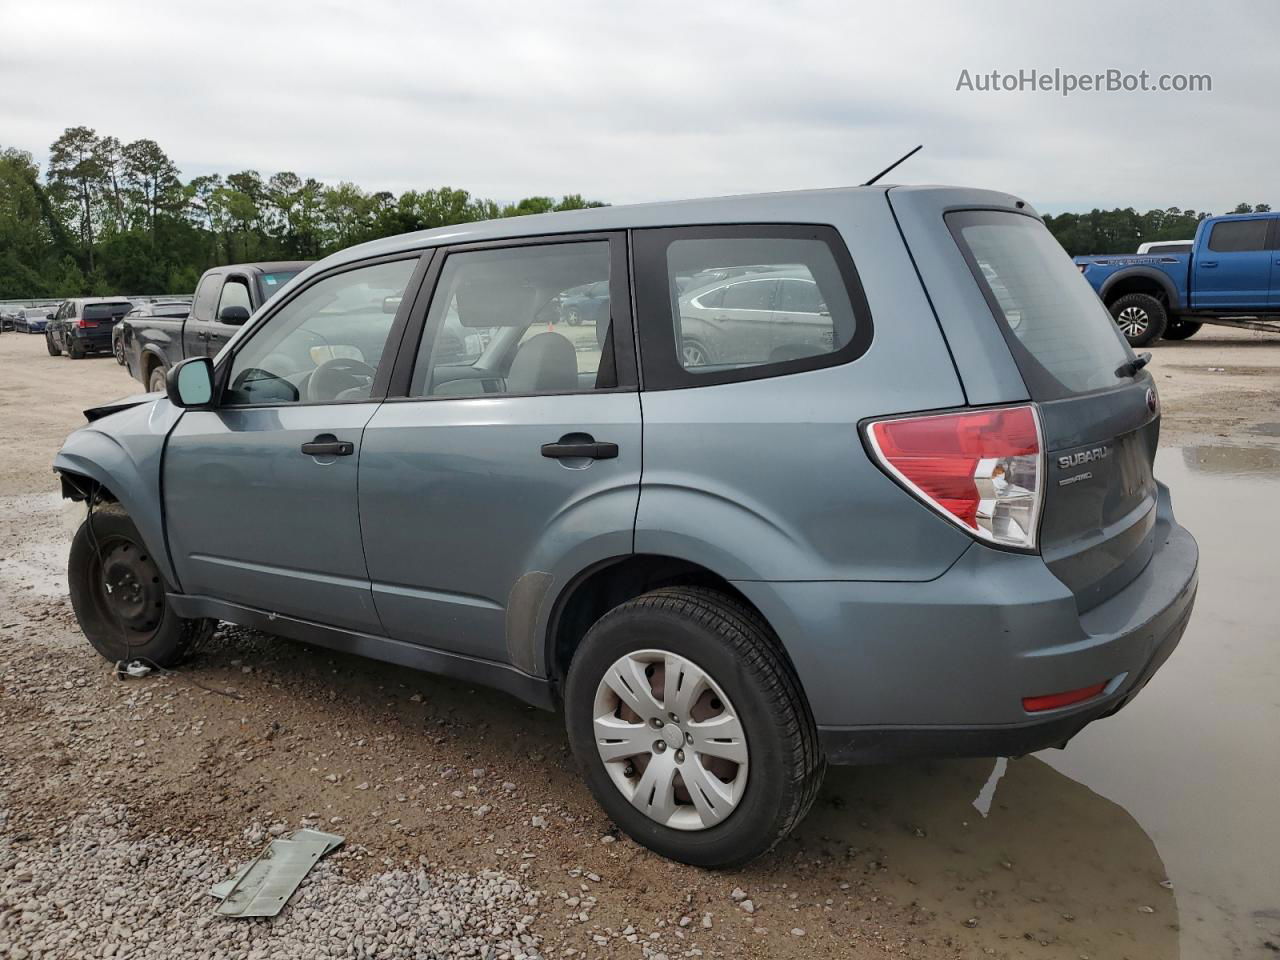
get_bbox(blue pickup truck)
[1075,212,1280,346]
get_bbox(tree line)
[0,126,1272,299]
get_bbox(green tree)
[47,126,105,271]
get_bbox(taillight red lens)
[866,405,1043,549]
[76,318,98,328]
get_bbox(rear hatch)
[82,301,133,334]
[889,188,1158,612]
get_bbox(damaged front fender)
[53,396,184,589]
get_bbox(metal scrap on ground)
[210,828,344,918]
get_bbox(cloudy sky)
[2,0,1275,215]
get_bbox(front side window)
[216,278,252,319]
[224,257,417,406]
[412,241,617,397]
[633,226,864,384]
[1207,219,1270,253]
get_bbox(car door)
[1192,217,1272,309]
[163,254,424,633]
[207,273,254,355]
[774,276,833,359]
[358,234,641,671]
[186,273,223,358]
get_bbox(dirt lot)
[2,327,1278,959]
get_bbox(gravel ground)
[2,326,1278,960]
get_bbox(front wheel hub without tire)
[99,542,164,633]
[592,648,749,831]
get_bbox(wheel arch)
[1099,268,1181,311]
[543,553,804,697]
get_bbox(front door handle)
[541,439,618,460]
[1200,261,1218,268]
[301,434,354,457]
[197,330,210,340]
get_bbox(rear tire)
[68,502,214,667]
[1109,293,1167,348]
[565,586,824,868]
[114,338,127,364]
[1162,318,1202,341]
[148,364,167,393]
[67,339,85,359]
[46,333,61,356]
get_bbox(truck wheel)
[114,338,127,365]
[148,364,168,393]
[46,333,61,356]
[67,339,85,360]
[68,502,215,667]
[564,586,824,868]
[1162,319,1202,341]
[1109,293,1167,348]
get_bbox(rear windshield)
[83,302,133,321]
[948,210,1131,398]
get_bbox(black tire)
[148,364,167,393]
[1108,293,1167,348]
[1162,319,1202,341]
[46,333,61,356]
[67,339,85,359]
[68,502,214,666]
[565,586,824,868]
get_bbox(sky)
[1,0,1275,215]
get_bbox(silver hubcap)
[682,344,707,367]
[593,649,749,831]
[1116,306,1149,336]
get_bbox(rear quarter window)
[948,210,1131,399]
[632,224,872,390]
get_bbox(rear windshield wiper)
[1116,352,1152,378]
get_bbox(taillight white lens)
[866,405,1043,550]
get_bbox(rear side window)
[1207,219,1270,253]
[948,210,1130,398]
[633,225,871,389]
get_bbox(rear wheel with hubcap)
[68,502,214,666]
[565,586,824,868]
[148,364,167,393]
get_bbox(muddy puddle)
[795,447,1280,958]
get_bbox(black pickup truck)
[124,261,311,391]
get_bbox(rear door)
[358,233,640,671]
[1191,217,1273,309]
[1269,219,1280,307]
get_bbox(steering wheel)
[306,357,377,403]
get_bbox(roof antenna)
[862,144,923,186]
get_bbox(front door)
[358,235,641,670]
[163,255,421,633]
[1191,217,1273,310]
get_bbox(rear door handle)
[196,331,210,340]
[301,434,354,457]
[1200,261,1218,268]
[541,439,618,460]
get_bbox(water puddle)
[799,446,1280,958]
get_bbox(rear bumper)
[733,482,1198,764]
[69,329,113,349]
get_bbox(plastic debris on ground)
[210,828,344,918]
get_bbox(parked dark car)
[126,262,310,391]
[557,280,610,326]
[114,301,191,365]
[56,185,1197,868]
[45,299,134,358]
[13,306,56,334]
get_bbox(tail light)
[76,317,98,329]
[866,405,1043,550]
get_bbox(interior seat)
[507,332,578,393]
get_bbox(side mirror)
[167,357,215,408]
[219,305,251,325]
[46,313,55,320]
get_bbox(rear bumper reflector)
[1022,681,1108,713]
